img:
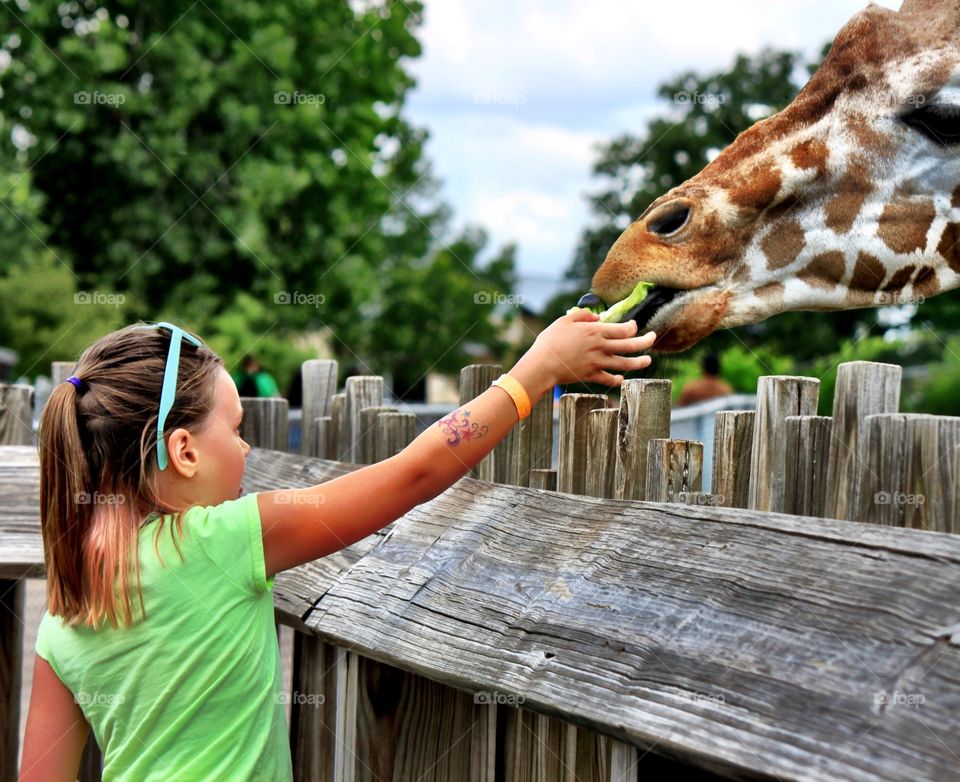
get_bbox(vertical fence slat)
[645,439,704,504]
[557,394,608,496]
[748,376,819,512]
[903,415,960,533]
[782,416,833,517]
[529,469,557,491]
[239,397,290,451]
[586,409,620,499]
[375,412,416,463]
[459,365,504,481]
[511,389,554,488]
[614,379,672,501]
[331,393,348,462]
[301,360,338,457]
[711,411,755,509]
[823,361,901,521]
[357,405,396,465]
[345,377,383,464]
[859,413,910,526]
[313,416,333,460]
[1,383,34,780]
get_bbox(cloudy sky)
[403,0,901,312]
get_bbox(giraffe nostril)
[646,200,692,237]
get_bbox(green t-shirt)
[35,492,293,781]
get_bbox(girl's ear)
[165,428,199,478]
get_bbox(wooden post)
[0,384,33,780]
[748,376,819,512]
[0,384,34,446]
[301,360,338,457]
[239,397,290,451]
[858,413,910,526]
[902,415,960,533]
[289,633,343,782]
[823,361,901,521]
[374,412,417,463]
[711,411,755,509]
[331,393,347,461]
[783,415,833,517]
[345,376,383,464]
[614,379,672,501]
[510,389,554,487]
[645,438,704,504]
[586,409,619,499]
[51,361,75,385]
[313,416,333,460]
[357,406,396,465]
[459,365,502,481]
[529,469,557,491]
[557,394,608,496]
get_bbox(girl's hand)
[526,307,656,387]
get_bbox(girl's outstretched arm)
[19,654,90,782]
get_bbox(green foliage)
[0,0,516,392]
[915,337,960,416]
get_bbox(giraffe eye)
[900,102,960,147]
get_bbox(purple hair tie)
[67,375,83,390]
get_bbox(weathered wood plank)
[614,379,671,501]
[823,362,901,522]
[6,446,960,780]
[345,377,384,464]
[782,415,832,517]
[748,376,819,512]
[557,394,608,496]
[294,478,960,782]
[301,359,338,457]
[711,411,754,509]
[239,397,289,451]
[645,438,703,504]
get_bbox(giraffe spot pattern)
[824,159,871,235]
[728,167,783,211]
[882,265,916,292]
[912,266,939,298]
[761,219,806,271]
[953,183,960,211]
[877,199,936,255]
[789,139,829,178]
[937,222,960,274]
[848,252,886,292]
[798,251,846,290]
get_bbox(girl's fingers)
[606,332,657,351]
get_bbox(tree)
[0,0,516,386]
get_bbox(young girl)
[20,311,655,781]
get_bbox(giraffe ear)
[901,102,960,148]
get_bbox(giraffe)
[578,0,960,353]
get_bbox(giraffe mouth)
[578,286,684,329]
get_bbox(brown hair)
[38,321,223,629]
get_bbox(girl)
[20,311,655,781]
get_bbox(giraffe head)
[580,0,960,353]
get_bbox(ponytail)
[37,323,222,629]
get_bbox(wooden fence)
[2,357,960,781]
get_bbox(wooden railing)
[2,357,960,781]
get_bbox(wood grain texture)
[557,394,608,496]
[345,377,384,464]
[782,416,832,518]
[748,376,819,512]
[0,384,33,446]
[711,411,755,509]
[614,379,671,501]
[239,397,289,451]
[301,360,338,457]
[644,438,703,504]
[823,362,901,522]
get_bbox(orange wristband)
[491,373,531,420]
